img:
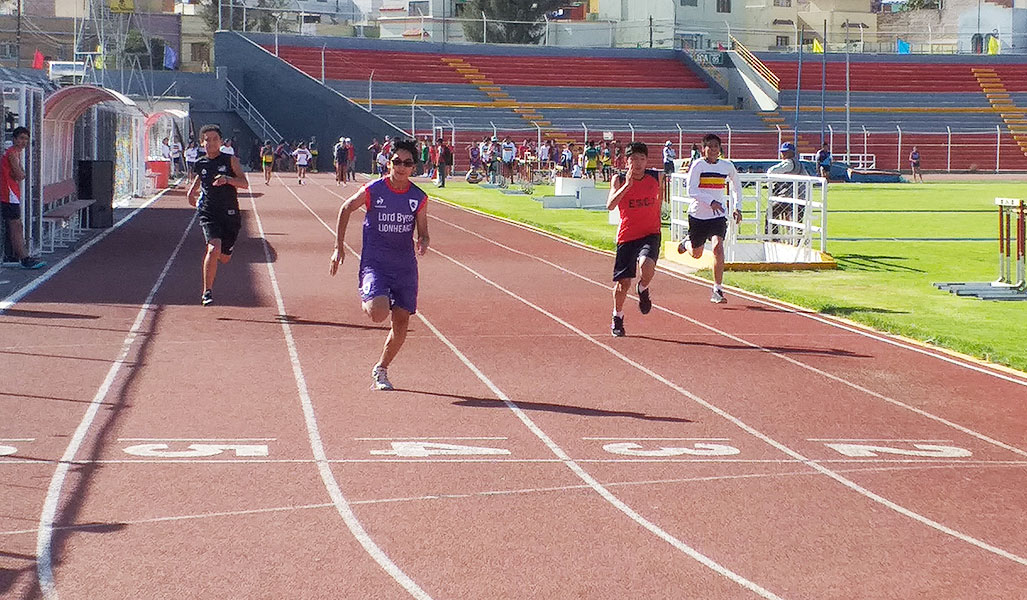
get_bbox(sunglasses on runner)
[391,158,416,167]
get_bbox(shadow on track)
[216,314,391,331]
[632,335,872,358]
[406,390,694,423]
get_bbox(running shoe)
[20,257,46,270]
[710,289,727,304]
[372,365,394,391]
[676,239,691,254]
[201,289,214,306]
[637,283,652,315]
[611,315,625,337]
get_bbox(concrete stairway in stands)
[973,67,1027,157]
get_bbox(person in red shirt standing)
[1,127,45,270]
[606,141,662,337]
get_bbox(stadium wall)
[215,31,407,173]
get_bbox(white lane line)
[806,438,954,443]
[6,460,1024,540]
[115,438,277,442]
[0,438,35,442]
[415,311,786,598]
[252,187,433,600]
[428,245,1027,567]
[35,210,197,600]
[430,201,1027,387]
[1,186,178,314]
[7,458,1026,466]
[308,180,785,599]
[582,437,731,441]
[431,215,1027,460]
[355,437,508,441]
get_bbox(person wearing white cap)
[662,140,676,174]
[334,136,348,185]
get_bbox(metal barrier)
[670,171,828,263]
[996,197,1026,289]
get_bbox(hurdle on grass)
[995,197,1026,290]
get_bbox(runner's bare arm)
[606,173,632,211]
[415,203,430,256]
[228,156,249,190]
[329,189,365,276]
[9,152,25,181]
[186,175,202,207]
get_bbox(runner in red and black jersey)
[606,141,663,337]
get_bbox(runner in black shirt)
[187,124,249,306]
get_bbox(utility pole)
[16,0,22,69]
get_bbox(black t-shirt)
[194,152,239,212]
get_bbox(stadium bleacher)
[244,34,1027,173]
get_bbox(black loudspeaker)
[77,160,114,228]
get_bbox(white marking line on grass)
[431,201,1027,388]
[5,460,1023,540]
[0,186,177,314]
[428,245,1027,567]
[251,188,433,600]
[307,180,785,599]
[35,210,197,600]
[431,215,1027,461]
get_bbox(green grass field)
[428,180,1027,373]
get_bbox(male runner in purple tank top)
[329,139,430,390]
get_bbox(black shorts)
[613,233,661,281]
[1,202,20,221]
[688,215,728,249]
[199,208,242,255]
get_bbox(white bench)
[41,199,96,253]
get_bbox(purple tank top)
[359,178,427,272]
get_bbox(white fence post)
[946,125,951,172]
[996,124,1002,173]
[827,124,834,157]
[676,123,683,158]
[862,125,868,160]
[411,95,417,138]
[777,124,782,150]
[896,125,902,171]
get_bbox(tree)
[461,0,565,45]
[200,0,294,35]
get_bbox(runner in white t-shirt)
[293,142,313,185]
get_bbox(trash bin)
[145,159,171,189]
[78,160,115,229]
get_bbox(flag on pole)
[32,50,45,70]
[812,38,824,53]
[163,44,178,70]
[896,38,911,54]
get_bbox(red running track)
[2,173,1027,599]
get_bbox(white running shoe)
[371,365,394,391]
[710,289,727,304]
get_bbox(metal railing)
[730,35,780,91]
[670,172,828,261]
[225,78,284,143]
